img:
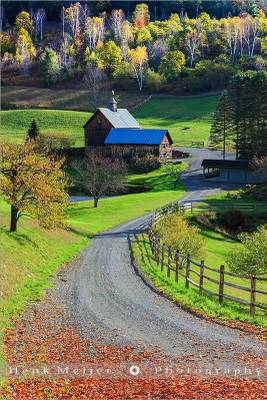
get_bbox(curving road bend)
[65,148,266,373]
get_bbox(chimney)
[109,90,117,112]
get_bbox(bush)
[218,209,246,232]
[153,213,204,264]
[227,225,267,276]
[36,132,75,153]
[131,154,161,173]
[145,68,166,93]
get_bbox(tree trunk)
[10,205,18,232]
[94,198,99,208]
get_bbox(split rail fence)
[147,200,267,316]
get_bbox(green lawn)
[133,94,219,146]
[0,94,219,146]
[0,167,186,364]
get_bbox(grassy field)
[0,94,219,146]
[134,94,219,146]
[0,167,186,362]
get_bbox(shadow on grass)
[0,227,39,248]
[67,226,93,239]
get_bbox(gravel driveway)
[63,148,266,374]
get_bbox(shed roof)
[201,159,251,169]
[104,128,173,145]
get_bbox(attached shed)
[201,159,262,183]
[104,128,173,162]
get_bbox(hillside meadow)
[0,167,186,361]
[0,93,219,146]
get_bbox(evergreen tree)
[27,119,40,141]
[209,90,233,159]
[228,71,267,160]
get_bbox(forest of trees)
[1,1,267,96]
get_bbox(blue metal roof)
[104,128,171,145]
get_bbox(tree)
[120,20,133,60]
[133,3,150,28]
[72,156,126,208]
[97,40,122,74]
[209,90,233,159]
[85,16,105,51]
[128,46,148,91]
[228,71,267,159]
[42,47,61,84]
[32,8,46,40]
[15,28,36,73]
[164,163,184,188]
[185,19,204,67]
[0,141,69,232]
[159,50,185,81]
[15,11,32,33]
[27,119,40,141]
[83,64,105,111]
[227,225,267,276]
[153,213,204,265]
[110,9,124,42]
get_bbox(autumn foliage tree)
[0,142,69,232]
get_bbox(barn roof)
[99,108,140,129]
[104,128,173,145]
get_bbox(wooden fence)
[147,200,267,316]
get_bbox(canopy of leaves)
[227,225,267,276]
[0,141,70,231]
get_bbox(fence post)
[175,250,179,283]
[167,247,171,278]
[156,238,160,265]
[199,260,205,296]
[250,275,256,316]
[219,265,224,303]
[161,245,165,272]
[191,202,193,214]
[185,256,190,288]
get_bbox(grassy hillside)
[0,109,89,145]
[0,94,219,146]
[0,167,186,360]
[134,94,218,146]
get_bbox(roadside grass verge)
[134,233,267,328]
[0,166,186,367]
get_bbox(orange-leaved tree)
[0,141,70,232]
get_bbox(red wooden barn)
[84,94,173,162]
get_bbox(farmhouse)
[201,159,263,183]
[84,94,173,162]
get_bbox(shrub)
[227,225,267,276]
[218,209,246,232]
[131,154,161,173]
[36,132,75,153]
[153,213,204,263]
[145,68,166,92]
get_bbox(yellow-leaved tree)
[128,45,148,91]
[0,142,70,232]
